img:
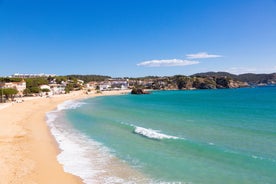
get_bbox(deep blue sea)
[47,87,276,184]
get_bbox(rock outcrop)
[131,88,150,95]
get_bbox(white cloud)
[137,59,199,67]
[186,52,222,59]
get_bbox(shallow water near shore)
[48,87,276,183]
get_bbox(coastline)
[0,90,130,184]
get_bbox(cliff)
[172,76,249,90]
[192,72,276,86]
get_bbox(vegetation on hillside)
[0,78,23,82]
[192,72,276,85]
[66,75,111,83]
[24,78,48,93]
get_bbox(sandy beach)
[0,90,130,184]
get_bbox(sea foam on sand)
[47,100,145,184]
[47,100,115,183]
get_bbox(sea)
[46,86,276,184]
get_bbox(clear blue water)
[57,87,276,183]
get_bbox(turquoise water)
[58,87,276,183]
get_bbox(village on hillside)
[1,72,276,103]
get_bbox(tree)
[23,88,31,96]
[30,86,41,93]
[66,75,111,83]
[65,83,74,94]
[0,78,22,82]
[25,78,48,89]
[0,88,4,103]
[2,88,18,101]
[55,76,67,84]
[41,88,50,92]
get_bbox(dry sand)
[0,90,130,184]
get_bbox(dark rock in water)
[131,88,150,95]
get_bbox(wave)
[134,126,180,140]
[46,111,107,183]
[46,100,109,183]
[46,100,145,184]
[251,155,276,163]
[126,123,276,165]
[56,100,87,111]
[120,122,181,140]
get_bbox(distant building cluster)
[9,73,56,78]
[85,78,129,91]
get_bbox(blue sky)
[0,0,276,77]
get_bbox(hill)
[191,72,276,85]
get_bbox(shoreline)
[0,90,130,184]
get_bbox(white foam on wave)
[57,100,87,111]
[134,126,179,140]
[252,155,259,159]
[46,111,107,183]
[251,155,276,163]
[46,100,140,184]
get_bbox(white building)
[49,84,66,95]
[40,85,51,90]
[40,85,53,96]
[109,79,129,90]
[85,81,98,90]
[0,80,26,96]
[99,83,111,91]
[10,73,56,78]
